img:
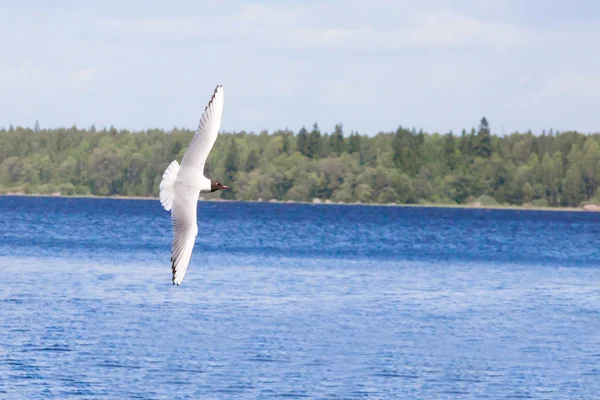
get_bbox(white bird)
[158,85,230,285]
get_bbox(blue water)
[1,196,599,399]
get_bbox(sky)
[2,0,600,136]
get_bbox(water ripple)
[0,197,599,399]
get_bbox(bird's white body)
[158,85,225,285]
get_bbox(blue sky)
[2,0,600,135]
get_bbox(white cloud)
[406,9,523,48]
[544,72,600,97]
[71,68,97,82]
[89,17,216,42]
[83,4,592,55]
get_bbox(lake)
[1,196,599,399]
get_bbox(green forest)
[2,118,600,208]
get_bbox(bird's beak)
[222,185,231,190]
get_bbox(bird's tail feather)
[159,160,180,211]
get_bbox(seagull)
[158,85,230,285]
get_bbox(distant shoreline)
[2,192,598,213]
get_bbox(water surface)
[1,196,599,399]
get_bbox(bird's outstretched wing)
[170,190,198,285]
[180,85,224,175]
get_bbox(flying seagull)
[159,85,230,285]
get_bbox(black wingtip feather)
[171,259,176,285]
[204,84,223,112]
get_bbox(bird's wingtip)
[204,84,224,112]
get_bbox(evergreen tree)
[329,123,345,155]
[320,133,330,158]
[582,139,600,199]
[245,149,259,172]
[222,137,240,199]
[392,126,418,175]
[170,141,182,158]
[464,128,477,159]
[459,129,468,153]
[563,164,584,206]
[296,126,309,156]
[392,127,406,170]
[474,117,492,158]
[443,131,456,171]
[551,151,564,205]
[540,153,555,204]
[307,123,322,158]
[347,131,361,154]
[282,134,291,155]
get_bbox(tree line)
[1,118,600,208]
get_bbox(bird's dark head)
[211,181,230,192]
